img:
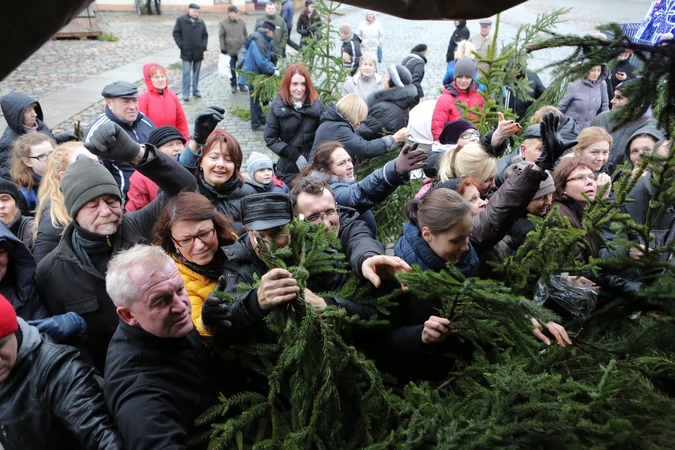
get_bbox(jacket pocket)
[63,296,100,315]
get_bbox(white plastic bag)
[218,54,231,79]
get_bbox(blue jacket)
[280,0,294,31]
[239,31,276,86]
[310,160,409,235]
[83,107,156,202]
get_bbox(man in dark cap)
[591,78,658,166]
[200,191,382,345]
[255,2,288,64]
[470,18,497,72]
[219,4,249,94]
[37,120,196,374]
[173,3,209,102]
[401,44,428,106]
[239,20,280,131]
[83,80,157,203]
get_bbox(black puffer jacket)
[0,221,46,320]
[195,175,262,236]
[264,94,324,184]
[36,151,197,374]
[311,102,397,162]
[401,52,427,104]
[0,319,123,450]
[0,93,71,176]
[358,84,418,140]
[446,20,470,62]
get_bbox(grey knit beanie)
[453,57,476,80]
[60,155,121,218]
[247,151,274,176]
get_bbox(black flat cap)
[188,3,200,9]
[242,193,293,231]
[101,81,139,99]
[522,124,542,140]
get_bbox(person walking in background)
[339,23,362,76]
[173,3,208,102]
[445,20,470,63]
[219,5,249,94]
[297,0,321,49]
[280,0,300,53]
[255,2,288,66]
[239,21,280,132]
[559,63,609,130]
[402,44,428,106]
[470,18,497,73]
[138,63,189,140]
[358,10,384,62]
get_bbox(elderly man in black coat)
[173,3,209,101]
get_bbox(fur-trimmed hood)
[366,84,418,110]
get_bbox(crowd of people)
[0,3,665,449]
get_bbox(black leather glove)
[201,276,233,329]
[192,106,226,146]
[84,121,141,162]
[394,142,427,174]
[55,132,79,144]
[535,112,578,171]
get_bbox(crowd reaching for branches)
[3,2,675,449]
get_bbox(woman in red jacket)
[138,62,190,140]
[431,57,484,141]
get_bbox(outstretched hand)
[394,142,427,173]
[535,112,577,171]
[201,276,232,329]
[192,106,226,146]
[84,121,142,162]
[531,318,572,347]
[361,255,411,288]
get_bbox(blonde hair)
[31,141,83,245]
[438,142,497,183]
[530,106,563,124]
[575,126,612,151]
[10,131,56,191]
[454,40,477,61]
[336,93,368,126]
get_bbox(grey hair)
[360,52,378,67]
[106,245,174,308]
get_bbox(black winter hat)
[411,44,427,53]
[260,21,276,32]
[439,119,477,145]
[241,193,292,231]
[60,155,121,218]
[387,64,413,88]
[147,126,186,148]
[453,57,476,80]
[305,0,314,6]
[0,178,22,205]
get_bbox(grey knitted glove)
[84,121,141,162]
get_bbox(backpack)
[236,38,250,70]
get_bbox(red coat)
[125,170,157,212]
[431,82,484,141]
[138,62,190,140]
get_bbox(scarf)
[175,247,226,281]
[395,222,479,277]
[72,222,123,276]
[340,32,354,43]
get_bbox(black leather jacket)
[0,319,123,449]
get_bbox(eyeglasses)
[151,75,167,80]
[566,173,596,183]
[305,206,340,224]
[459,130,480,140]
[172,228,215,247]
[28,153,52,162]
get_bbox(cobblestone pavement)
[1,1,651,166]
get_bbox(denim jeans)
[182,59,202,97]
[229,55,238,87]
[248,84,265,128]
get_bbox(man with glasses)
[200,189,399,344]
[37,120,196,374]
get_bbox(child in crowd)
[247,151,289,193]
